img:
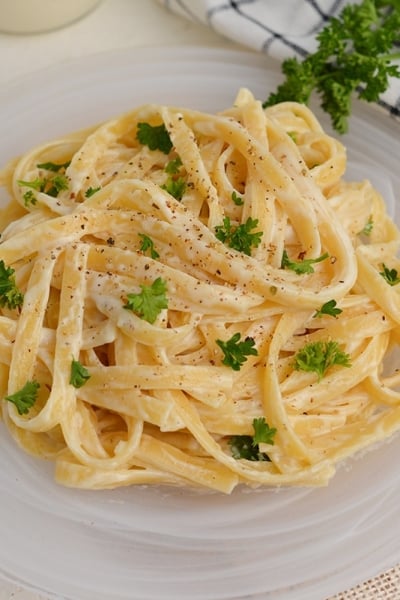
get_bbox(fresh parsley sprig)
[136,122,173,154]
[124,277,168,324]
[380,263,400,286]
[313,299,343,318]
[229,417,277,461]
[161,155,187,200]
[70,359,91,388]
[281,249,329,274]
[36,160,71,172]
[216,332,258,371]
[161,177,186,200]
[85,186,101,198]
[4,380,40,415]
[0,260,24,310]
[293,340,351,381]
[139,234,160,259]
[264,0,400,133]
[231,191,244,206]
[17,160,70,205]
[215,216,263,256]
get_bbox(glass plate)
[0,46,399,600]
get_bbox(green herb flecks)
[281,250,329,275]
[0,260,24,310]
[231,191,244,206]
[85,186,101,198]
[4,380,40,415]
[229,417,277,461]
[136,122,173,154]
[294,340,351,381]
[314,299,343,318]
[216,332,258,371]
[215,216,263,256]
[70,359,91,388]
[380,263,400,286]
[124,277,168,324]
[139,234,160,259]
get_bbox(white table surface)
[0,2,398,600]
[0,3,237,599]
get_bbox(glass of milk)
[0,0,101,34]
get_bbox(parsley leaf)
[359,216,374,236]
[139,233,160,259]
[281,250,329,274]
[17,173,69,199]
[22,190,37,207]
[252,416,277,446]
[293,340,351,381]
[314,299,343,318]
[380,263,400,286]
[4,380,40,415]
[161,176,186,200]
[46,174,69,197]
[136,122,173,154]
[165,156,183,174]
[216,332,258,371]
[0,260,24,310]
[124,277,168,324]
[231,191,244,206]
[215,216,263,256]
[85,186,101,198]
[70,359,91,388]
[17,178,45,192]
[36,160,71,172]
[263,0,400,133]
[229,417,276,461]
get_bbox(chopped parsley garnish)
[229,417,277,461]
[85,186,101,198]
[36,160,71,172]
[136,122,173,154]
[70,359,91,388]
[314,299,342,318]
[17,173,69,199]
[139,233,160,259]
[215,216,263,256]
[161,176,186,201]
[165,156,183,174]
[17,178,45,192]
[161,155,186,200]
[4,380,40,415]
[216,332,258,371]
[231,190,244,206]
[0,260,24,310]
[281,250,329,274]
[22,190,37,207]
[46,174,69,197]
[293,340,351,381]
[124,277,168,324]
[379,263,400,286]
[359,216,374,236]
[263,0,400,133]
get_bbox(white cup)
[0,0,101,34]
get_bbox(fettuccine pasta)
[0,88,399,493]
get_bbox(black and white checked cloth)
[159,0,400,118]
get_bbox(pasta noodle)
[0,88,400,493]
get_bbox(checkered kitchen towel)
[159,0,400,118]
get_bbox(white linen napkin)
[158,0,400,120]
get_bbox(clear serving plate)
[0,46,399,600]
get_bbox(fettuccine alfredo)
[0,88,399,493]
